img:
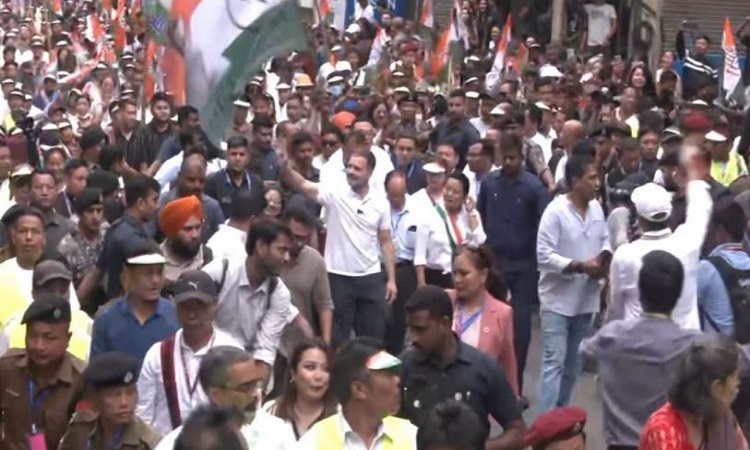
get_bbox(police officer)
[0,296,85,450]
[58,352,162,450]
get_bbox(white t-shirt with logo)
[584,3,617,46]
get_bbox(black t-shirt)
[399,338,521,443]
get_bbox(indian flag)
[146,0,307,144]
[722,17,745,106]
[50,0,62,16]
[419,0,433,29]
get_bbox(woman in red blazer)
[446,246,519,396]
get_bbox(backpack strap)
[266,276,278,310]
[160,336,182,429]
[216,258,229,293]
[708,255,742,288]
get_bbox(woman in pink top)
[640,335,747,450]
[446,246,518,396]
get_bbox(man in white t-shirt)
[583,0,617,51]
[280,134,398,346]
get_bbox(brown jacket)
[58,411,162,450]
[0,349,86,450]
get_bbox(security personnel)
[384,170,419,355]
[59,352,162,450]
[0,296,85,450]
[5,260,93,361]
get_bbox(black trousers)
[385,262,417,355]
[329,272,387,346]
[425,267,453,289]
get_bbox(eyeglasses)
[222,380,264,394]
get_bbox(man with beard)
[202,219,301,382]
[159,154,225,242]
[153,346,292,450]
[158,195,212,294]
[430,89,481,171]
[142,92,175,171]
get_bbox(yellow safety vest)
[711,151,748,187]
[5,310,92,361]
[313,415,416,450]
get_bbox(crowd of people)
[2,0,750,449]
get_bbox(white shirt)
[554,154,567,184]
[584,3,617,46]
[469,117,492,138]
[206,223,247,262]
[530,130,556,164]
[0,257,81,314]
[537,195,611,316]
[136,328,244,436]
[409,189,441,217]
[414,204,486,274]
[156,410,294,450]
[354,2,376,24]
[297,411,417,450]
[607,180,712,329]
[462,164,500,201]
[317,184,390,276]
[320,148,394,196]
[155,152,226,189]
[202,256,299,365]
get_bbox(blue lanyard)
[28,379,51,432]
[457,306,482,336]
[87,428,124,450]
[391,210,405,234]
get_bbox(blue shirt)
[390,201,420,262]
[477,170,548,270]
[697,243,750,336]
[90,297,179,364]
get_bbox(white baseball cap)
[631,183,673,222]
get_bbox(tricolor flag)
[449,0,468,47]
[315,0,332,26]
[86,13,104,45]
[147,0,307,145]
[485,14,513,90]
[50,0,62,16]
[419,0,433,29]
[367,27,388,67]
[430,27,451,84]
[113,0,127,52]
[722,17,745,105]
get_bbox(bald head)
[561,120,585,151]
[178,154,207,197]
[180,153,207,173]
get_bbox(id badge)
[28,431,48,450]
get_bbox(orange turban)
[159,195,203,238]
[331,111,356,130]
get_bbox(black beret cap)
[73,187,103,214]
[84,352,140,389]
[21,296,71,324]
